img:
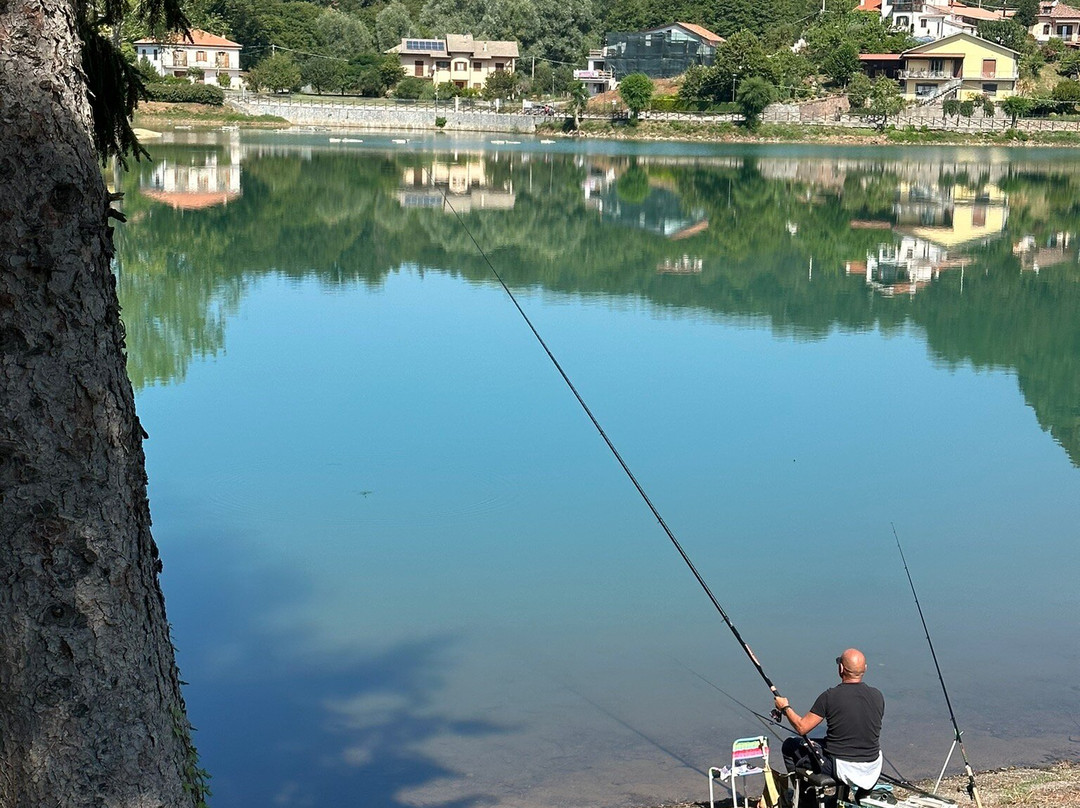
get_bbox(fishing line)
[433,175,798,721]
[890,523,983,807]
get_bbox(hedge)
[650,95,739,113]
[145,82,225,105]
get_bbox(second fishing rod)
[434,182,812,751]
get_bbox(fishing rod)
[681,662,958,805]
[890,523,983,808]
[433,182,806,739]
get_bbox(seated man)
[773,648,885,793]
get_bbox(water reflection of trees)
[114,145,1080,465]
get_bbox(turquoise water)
[118,131,1080,807]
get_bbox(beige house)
[899,33,1018,101]
[387,35,518,89]
[135,28,243,88]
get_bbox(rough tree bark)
[0,2,201,806]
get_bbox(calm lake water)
[115,130,1080,808]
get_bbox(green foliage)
[187,66,205,80]
[736,75,776,127]
[847,72,873,110]
[980,94,995,117]
[959,99,976,117]
[867,75,903,128]
[217,71,232,89]
[1001,93,1032,124]
[942,97,961,117]
[394,75,427,98]
[531,62,555,97]
[1052,78,1080,111]
[137,57,161,84]
[1020,49,1046,79]
[769,50,813,99]
[618,72,653,119]
[976,20,1029,53]
[484,69,520,100]
[375,2,414,52]
[1041,36,1066,62]
[1058,49,1080,78]
[144,82,225,103]
[302,57,346,94]
[253,52,302,93]
[1014,0,1039,28]
[435,116,447,127]
[568,80,589,128]
[313,8,374,58]
[822,41,861,87]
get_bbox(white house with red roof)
[135,28,243,88]
[1030,0,1080,43]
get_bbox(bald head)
[838,648,867,681]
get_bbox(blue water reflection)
[122,132,1080,807]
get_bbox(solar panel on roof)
[405,39,444,50]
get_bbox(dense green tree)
[394,75,427,97]
[1001,94,1032,125]
[569,80,590,128]
[867,75,903,128]
[977,20,1029,52]
[943,97,961,118]
[769,50,814,99]
[481,0,541,44]
[706,30,771,102]
[484,69,520,99]
[1052,77,1080,111]
[314,8,374,58]
[303,56,347,92]
[1058,49,1080,78]
[375,2,414,51]
[256,51,303,92]
[1014,0,1039,28]
[821,41,861,86]
[419,0,485,38]
[736,75,776,127]
[618,72,653,119]
[847,72,873,109]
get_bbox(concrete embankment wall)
[229,97,537,133]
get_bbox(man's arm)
[773,696,823,737]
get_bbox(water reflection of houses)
[847,236,969,296]
[894,182,1007,248]
[1013,232,1076,272]
[398,159,515,212]
[582,163,709,238]
[140,146,242,210]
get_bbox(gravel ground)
[652,761,1080,808]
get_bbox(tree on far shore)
[619,72,653,120]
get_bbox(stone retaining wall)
[229,97,537,133]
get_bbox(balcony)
[899,69,954,79]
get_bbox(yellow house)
[895,182,1008,248]
[899,32,1018,102]
[387,35,519,90]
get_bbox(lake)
[115,130,1080,808]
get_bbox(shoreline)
[647,762,1080,808]
[132,101,1080,147]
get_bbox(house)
[134,28,243,88]
[864,33,1018,102]
[880,0,1010,40]
[574,51,617,96]
[1030,0,1080,44]
[603,22,725,78]
[387,35,518,90]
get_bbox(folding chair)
[709,736,771,808]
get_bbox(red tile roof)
[135,28,241,48]
[675,22,725,44]
[1042,1,1080,18]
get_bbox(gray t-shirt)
[810,681,885,762]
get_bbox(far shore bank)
[132,100,1080,147]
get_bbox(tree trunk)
[0,2,200,806]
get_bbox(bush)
[217,72,231,89]
[394,76,427,99]
[435,116,447,127]
[144,82,225,104]
[847,73,873,110]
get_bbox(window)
[495,62,504,70]
[172,49,187,66]
[414,60,424,77]
[982,59,996,78]
[472,61,482,70]
[896,16,909,26]
[196,50,206,62]
[473,82,481,88]
[930,58,945,74]
[454,60,468,72]
[983,82,998,96]
[216,51,230,68]
[915,83,935,96]
[436,60,450,69]
[1058,24,1073,37]
[1044,24,1052,34]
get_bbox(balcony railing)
[900,69,954,79]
